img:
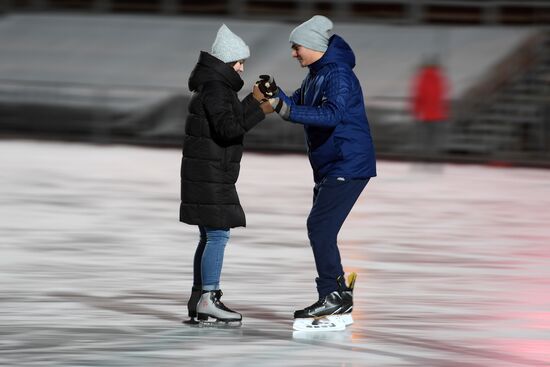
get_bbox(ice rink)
[1,141,549,367]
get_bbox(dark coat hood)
[188,51,244,92]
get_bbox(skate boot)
[197,290,242,327]
[292,272,357,332]
[334,272,356,326]
[182,286,202,325]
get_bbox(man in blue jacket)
[257,15,376,330]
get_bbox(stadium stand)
[0,12,547,163]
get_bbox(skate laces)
[305,298,326,311]
[213,290,224,305]
[213,290,237,313]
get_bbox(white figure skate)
[196,290,242,328]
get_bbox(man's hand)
[256,75,278,98]
[268,97,290,120]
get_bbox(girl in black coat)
[181,25,272,324]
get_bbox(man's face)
[291,44,323,67]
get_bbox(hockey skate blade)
[293,317,346,332]
[329,314,353,326]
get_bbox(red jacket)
[411,66,448,122]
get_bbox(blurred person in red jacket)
[411,57,449,155]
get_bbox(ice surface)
[0,141,549,366]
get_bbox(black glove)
[256,75,278,98]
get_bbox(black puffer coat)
[179,51,265,228]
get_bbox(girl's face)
[233,60,245,75]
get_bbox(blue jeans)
[307,176,369,298]
[192,226,230,291]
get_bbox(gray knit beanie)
[289,15,333,52]
[211,24,250,63]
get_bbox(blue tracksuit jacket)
[278,35,377,182]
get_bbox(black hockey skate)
[336,272,356,326]
[196,290,242,328]
[293,273,356,332]
[182,286,202,325]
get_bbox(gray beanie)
[289,15,333,52]
[211,24,250,63]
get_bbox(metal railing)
[3,0,549,24]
